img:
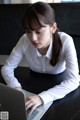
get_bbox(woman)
[1,2,80,115]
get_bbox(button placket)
[41,56,46,73]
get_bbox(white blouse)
[1,32,80,104]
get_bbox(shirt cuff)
[38,91,53,104]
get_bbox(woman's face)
[26,23,57,51]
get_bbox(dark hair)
[23,2,62,66]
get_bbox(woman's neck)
[38,46,49,56]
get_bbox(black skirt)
[28,70,66,94]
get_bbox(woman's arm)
[1,35,26,88]
[39,34,80,104]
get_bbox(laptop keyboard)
[27,109,39,120]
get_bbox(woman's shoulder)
[18,33,31,47]
[16,33,31,52]
[58,32,73,44]
[19,33,30,43]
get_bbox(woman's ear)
[51,22,57,33]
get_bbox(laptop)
[0,83,26,120]
[0,83,53,120]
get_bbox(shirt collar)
[36,37,53,59]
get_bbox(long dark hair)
[23,2,62,66]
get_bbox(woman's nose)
[31,33,37,42]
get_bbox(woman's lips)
[33,42,40,46]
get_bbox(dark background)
[0,3,80,51]
[0,3,80,68]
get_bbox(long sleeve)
[39,33,80,104]
[1,35,27,88]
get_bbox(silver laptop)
[23,90,53,120]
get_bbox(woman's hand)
[25,95,43,115]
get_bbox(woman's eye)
[36,31,42,34]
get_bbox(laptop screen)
[0,83,26,120]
